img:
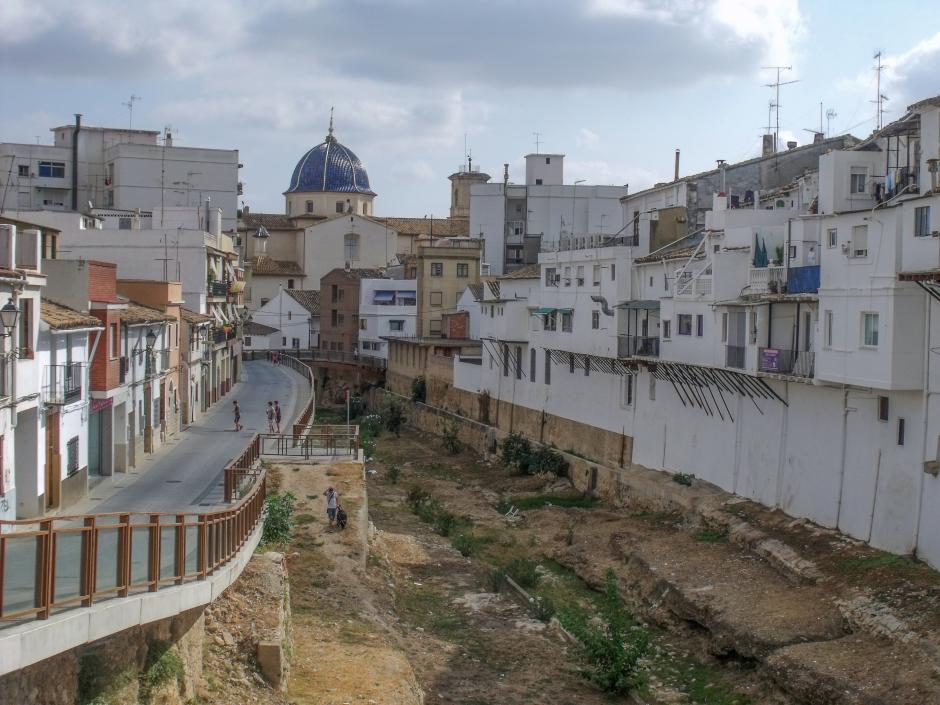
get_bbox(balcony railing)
[725,345,746,370]
[758,348,815,378]
[674,275,712,298]
[617,335,660,358]
[748,266,787,294]
[308,349,386,369]
[119,356,128,384]
[208,281,228,297]
[787,265,820,295]
[43,363,82,405]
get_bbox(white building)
[0,118,240,230]
[469,152,626,276]
[358,278,417,361]
[245,289,320,353]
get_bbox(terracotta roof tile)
[181,308,212,324]
[251,256,304,276]
[240,212,298,230]
[322,267,386,281]
[378,217,469,238]
[285,289,320,314]
[121,303,175,325]
[500,263,540,280]
[41,301,101,330]
[245,320,279,336]
[634,245,702,264]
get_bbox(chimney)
[787,140,798,150]
[716,159,727,194]
[243,205,250,216]
[503,163,509,186]
[165,130,173,147]
[72,113,82,211]
[762,134,775,157]
[674,149,680,182]
[813,132,824,144]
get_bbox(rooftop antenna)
[123,94,141,130]
[872,51,886,130]
[533,132,542,154]
[826,108,837,137]
[762,66,798,152]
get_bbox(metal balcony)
[617,335,660,358]
[758,348,815,378]
[44,363,82,405]
[725,345,746,370]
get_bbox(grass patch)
[641,651,752,705]
[295,513,317,526]
[503,557,540,589]
[694,528,728,543]
[451,531,490,557]
[632,510,683,527]
[672,472,695,486]
[395,586,466,638]
[140,642,184,703]
[497,493,597,513]
[314,407,347,423]
[840,553,923,575]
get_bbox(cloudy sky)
[2,0,939,218]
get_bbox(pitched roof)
[41,301,101,331]
[634,245,702,264]
[466,283,484,301]
[378,217,470,238]
[245,320,279,336]
[322,267,386,281]
[251,255,304,276]
[180,308,212,325]
[240,212,298,230]
[500,263,540,280]
[285,289,320,314]
[121,303,175,325]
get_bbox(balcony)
[748,266,787,294]
[674,274,712,298]
[758,348,815,378]
[786,265,820,295]
[617,335,660,358]
[144,350,170,378]
[119,356,128,384]
[725,345,746,370]
[208,280,228,298]
[44,363,82,405]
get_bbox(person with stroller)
[324,486,340,527]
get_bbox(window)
[244,335,252,346]
[360,319,367,330]
[119,217,132,230]
[696,314,704,337]
[677,314,692,336]
[584,357,590,376]
[110,322,119,358]
[561,311,573,332]
[429,319,442,336]
[576,265,584,286]
[337,314,345,326]
[824,310,833,347]
[331,310,338,326]
[592,311,600,329]
[282,337,287,346]
[898,418,906,446]
[611,263,616,281]
[649,375,656,401]
[530,348,536,380]
[535,178,543,185]
[287,279,295,289]
[456,263,469,278]
[721,313,728,343]
[335,200,345,213]
[850,167,867,194]
[878,396,889,422]
[622,374,633,407]
[545,157,551,165]
[343,233,360,261]
[563,266,571,286]
[851,224,868,257]
[515,346,522,380]
[305,200,314,214]
[862,312,879,347]
[430,262,443,277]
[827,228,838,248]
[17,164,28,177]
[545,267,557,286]
[287,311,292,321]
[66,437,79,476]
[593,265,601,286]
[430,291,443,306]
[543,311,557,331]
[662,320,671,339]
[915,206,932,237]
[389,320,405,331]
[18,298,31,357]
[748,310,758,344]
[788,245,797,260]
[292,338,300,347]
[338,288,345,301]
[544,349,551,384]
[38,161,65,178]
[331,284,338,303]
[633,210,640,238]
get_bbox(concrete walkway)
[71,359,305,515]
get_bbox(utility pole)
[762,66,799,152]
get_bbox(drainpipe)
[913,295,932,556]
[72,114,81,211]
[835,388,854,529]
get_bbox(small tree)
[411,376,427,403]
[262,491,296,544]
[385,400,406,437]
[501,432,532,473]
[441,419,461,455]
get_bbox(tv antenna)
[826,108,837,137]
[533,132,542,154]
[762,66,799,152]
[871,51,889,130]
[802,101,828,140]
[123,94,141,130]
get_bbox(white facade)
[247,289,320,352]
[358,278,417,360]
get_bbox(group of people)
[269,351,284,365]
[230,399,282,433]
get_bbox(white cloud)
[576,128,601,150]
[566,159,660,192]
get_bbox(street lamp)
[145,328,157,351]
[0,299,19,337]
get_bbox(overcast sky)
[2,0,939,218]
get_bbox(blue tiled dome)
[286,128,374,195]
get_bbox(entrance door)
[127,411,136,468]
[803,311,813,351]
[45,411,60,509]
[88,411,102,476]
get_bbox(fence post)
[148,514,160,591]
[197,514,208,578]
[36,520,53,619]
[82,516,97,607]
[118,514,131,596]
[175,514,186,585]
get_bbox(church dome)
[286,123,375,196]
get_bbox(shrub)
[501,432,532,472]
[559,569,649,695]
[386,464,401,484]
[527,446,569,476]
[384,400,406,437]
[348,394,365,420]
[504,557,540,589]
[360,434,377,459]
[451,532,482,557]
[441,419,462,455]
[488,567,505,592]
[141,642,185,702]
[672,472,694,486]
[411,376,427,403]
[360,412,383,438]
[262,491,296,544]
[406,486,431,509]
[406,486,460,537]
[532,595,556,622]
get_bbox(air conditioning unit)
[650,210,659,221]
[564,278,572,285]
[577,278,585,286]
[840,242,850,253]
[853,248,868,257]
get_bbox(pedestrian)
[266,401,275,433]
[323,486,340,527]
[232,400,242,432]
[274,400,282,434]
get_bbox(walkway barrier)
[0,469,266,623]
[260,428,360,459]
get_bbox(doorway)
[45,410,60,509]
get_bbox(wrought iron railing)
[758,348,815,378]
[43,363,83,405]
[617,335,660,358]
[725,345,746,370]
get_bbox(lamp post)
[0,299,19,339]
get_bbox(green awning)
[532,307,556,315]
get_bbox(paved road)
[83,359,304,514]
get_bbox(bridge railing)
[0,468,267,623]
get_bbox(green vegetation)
[501,432,532,472]
[503,557,540,589]
[558,569,650,696]
[694,528,728,543]
[314,407,346,424]
[384,399,406,436]
[411,376,427,403]
[840,553,924,575]
[77,652,135,705]
[385,464,401,484]
[672,472,695,486]
[441,418,462,455]
[451,531,490,557]
[262,491,296,544]
[294,513,316,526]
[497,493,597,514]
[500,432,569,476]
[140,642,184,702]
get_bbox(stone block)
[256,640,284,688]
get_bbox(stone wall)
[0,607,205,705]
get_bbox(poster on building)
[761,348,780,372]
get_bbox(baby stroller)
[335,505,348,530]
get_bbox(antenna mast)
[123,94,141,130]
[872,51,888,130]
[762,66,798,152]
[532,132,542,154]
[826,108,837,137]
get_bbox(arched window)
[362,202,368,215]
[306,200,314,213]
[344,233,360,261]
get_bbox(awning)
[373,291,396,303]
[532,307,555,315]
[617,300,661,311]
[400,290,416,298]
[212,307,227,325]
[229,280,246,293]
